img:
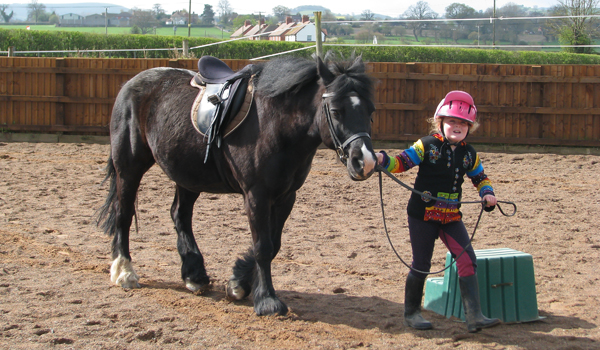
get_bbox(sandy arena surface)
[0,141,598,349]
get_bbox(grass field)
[0,24,231,39]
[1,25,593,53]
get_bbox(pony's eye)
[330,109,341,118]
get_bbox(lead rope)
[376,165,516,275]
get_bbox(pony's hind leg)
[171,185,210,293]
[109,169,147,289]
[100,136,154,289]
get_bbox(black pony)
[97,54,376,316]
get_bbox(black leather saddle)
[191,56,254,162]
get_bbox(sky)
[6,0,559,20]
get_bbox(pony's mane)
[253,55,374,110]
[254,57,318,98]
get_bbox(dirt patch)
[0,142,598,349]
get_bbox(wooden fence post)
[55,58,66,127]
[314,11,322,59]
[530,65,542,139]
[183,40,189,58]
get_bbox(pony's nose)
[348,143,376,180]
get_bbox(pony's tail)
[96,153,118,237]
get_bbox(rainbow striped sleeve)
[467,154,494,197]
[387,140,423,173]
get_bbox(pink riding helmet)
[434,90,477,124]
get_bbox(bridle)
[376,165,517,275]
[322,91,371,166]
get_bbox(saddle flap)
[190,76,254,139]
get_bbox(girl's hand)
[376,152,384,165]
[483,194,497,207]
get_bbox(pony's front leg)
[171,186,210,293]
[236,189,288,316]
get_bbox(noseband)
[322,92,371,166]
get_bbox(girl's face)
[442,117,471,143]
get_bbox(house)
[170,11,188,26]
[85,13,108,27]
[256,24,279,40]
[285,21,326,42]
[109,12,132,27]
[268,16,298,41]
[59,13,84,25]
[230,19,255,38]
[231,15,326,42]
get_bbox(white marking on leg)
[350,96,361,108]
[185,278,201,293]
[361,143,376,174]
[110,255,140,288]
[226,277,246,300]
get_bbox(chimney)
[302,15,309,23]
[286,16,293,24]
[244,20,251,26]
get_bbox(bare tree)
[152,4,167,20]
[131,8,160,34]
[550,0,600,53]
[272,5,290,22]
[0,4,14,23]
[445,3,478,30]
[27,0,46,23]
[361,10,375,21]
[403,1,438,42]
[217,0,232,25]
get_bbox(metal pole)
[493,0,496,48]
[188,0,191,37]
[314,11,322,59]
[105,8,108,35]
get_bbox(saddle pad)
[190,77,254,139]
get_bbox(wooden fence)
[1,57,599,147]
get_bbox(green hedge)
[3,28,600,64]
[326,45,600,65]
[0,29,309,59]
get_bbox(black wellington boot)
[403,273,433,330]
[459,274,501,333]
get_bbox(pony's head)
[317,54,376,181]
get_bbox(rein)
[376,164,517,275]
[322,92,370,165]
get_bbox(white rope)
[250,45,316,60]
[325,43,600,49]
[323,14,600,24]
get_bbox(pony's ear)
[350,54,365,73]
[317,56,336,86]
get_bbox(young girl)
[376,90,500,333]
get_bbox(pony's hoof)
[254,296,288,316]
[185,278,210,294]
[226,278,247,301]
[111,255,139,289]
[115,272,140,289]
